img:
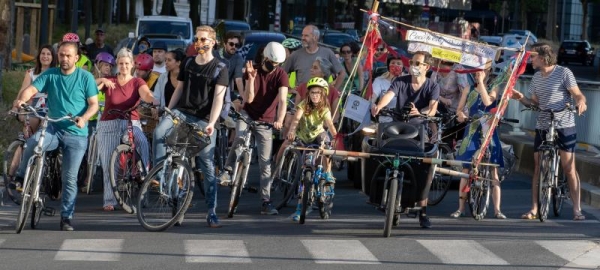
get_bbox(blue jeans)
[17,124,88,220]
[153,109,218,212]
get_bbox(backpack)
[183,57,231,120]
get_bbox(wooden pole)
[15,7,24,62]
[49,7,54,45]
[30,9,38,55]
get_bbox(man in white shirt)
[151,41,167,74]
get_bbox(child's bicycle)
[292,141,335,224]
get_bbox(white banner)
[408,42,491,69]
[406,30,498,60]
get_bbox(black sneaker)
[60,218,74,231]
[8,176,24,191]
[206,213,222,228]
[261,201,278,215]
[419,215,431,229]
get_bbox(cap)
[95,28,105,34]
[151,41,168,51]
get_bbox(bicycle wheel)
[4,140,25,205]
[317,180,334,219]
[136,157,194,232]
[553,165,569,217]
[538,150,553,222]
[45,153,62,201]
[84,133,98,194]
[299,170,313,225]
[109,144,144,214]
[428,144,453,206]
[468,165,491,220]
[16,157,42,234]
[383,177,398,238]
[272,151,300,210]
[228,155,249,218]
[31,196,44,229]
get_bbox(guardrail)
[504,76,600,146]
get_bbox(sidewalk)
[500,129,600,208]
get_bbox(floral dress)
[455,85,504,168]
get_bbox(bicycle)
[295,142,335,224]
[225,110,268,218]
[136,107,208,232]
[12,105,74,233]
[270,141,302,211]
[523,105,573,222]
[4,108,38,205]
[107,102,153,214]
[78,102,104,195]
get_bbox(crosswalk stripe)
[185,240,251,263]
[418,240,509,265]
[54,239,123,261]
[301,239,380,264]
[536,240,600,269]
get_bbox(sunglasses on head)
[228,41,241,48]
[193,37,213,43]
[409,60,428,66]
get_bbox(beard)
[60,61,72,71]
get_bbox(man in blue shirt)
[12,41,99,231]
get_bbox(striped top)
[528,65,577,130]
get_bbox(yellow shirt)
[296,100,331,143]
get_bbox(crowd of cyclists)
[5,23,588,232]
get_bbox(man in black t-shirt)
[371,51,440,229]
[153,25,229,228]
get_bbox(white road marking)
[301,239,380,264]
[418,239,509,265]
[185,240,251,263]
[54,239,124,261]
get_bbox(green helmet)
[282,38,302,50]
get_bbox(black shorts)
[534,127,577,152]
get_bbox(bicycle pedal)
[43,207,56,216]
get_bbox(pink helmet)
[95,52,115,66]
[62,32,81,43]
[135,53,154,71]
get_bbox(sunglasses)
[193,37,213,43]
[264,59,281,66]
[377,47,385,52]
[309,91,322,95]
[341,50,352,54]
[228,42,241,48]
[409,60,428,66]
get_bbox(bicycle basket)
[165,121,211,156]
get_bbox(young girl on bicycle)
[279,77,337,221]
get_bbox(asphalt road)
[0,162,598,270]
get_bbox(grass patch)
[0,70,26,154]
[1,70,24,102]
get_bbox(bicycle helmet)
[135,53,154,71]
[95,52,115,66]
[62,32,81,43]
[307,77,329,92]
[263,42,287,63]
[281,38,302,50]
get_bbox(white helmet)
[263,42,286,63]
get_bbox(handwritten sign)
[408,42,491,69]
[406,30,498,60]
[431,47,461,62]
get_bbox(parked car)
[114,34,187,56]
[558,40,595,66]
[214,19,252,44]
[321,31,358,49]
[136,16,194,45]
[239,30,286,62]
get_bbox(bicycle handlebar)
[228,108,274,128]
[521,104,577,114]
[19,104,75,123]
[379,107,441,123]
[108,102,156,118]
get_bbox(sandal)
[495,212,507,219]
[573,213,586,221]
[103,205,115,211]
[450,210,464,218]
[520,211,537,220]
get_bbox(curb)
[500,133,600,209]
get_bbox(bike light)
[362,124,377,135]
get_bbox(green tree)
[160,0,177,16]
[190,0,199,29]
[580,0,600,40]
